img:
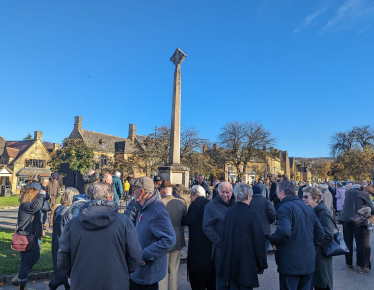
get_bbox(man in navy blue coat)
[269,180,325,290]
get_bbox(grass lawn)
[0,196,20,208]
[0,228,53,276]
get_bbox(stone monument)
[158,48,190,187]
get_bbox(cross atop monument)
[170,48,187,66]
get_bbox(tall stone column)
[158,48,190,187]
[169,48,186,164]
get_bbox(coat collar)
[216,192,236,207]
[279,194,299,206]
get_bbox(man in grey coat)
[57,182,142,290]
[253,178,269,199]
[203,182,236,290]
[159,180,187,290]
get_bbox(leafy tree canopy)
[23,133,33,141]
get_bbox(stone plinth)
[158,164,189,187]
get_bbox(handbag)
[322,217,349,257]
[11,223,37,252]
[41,200,51,213]
[349,193,367,227]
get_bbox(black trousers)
[129,279,158,290]
[342,221,366,267]
[189,269,216,290]
[18,239,40,285]
[279,273,313,290]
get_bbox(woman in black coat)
[182,185,215,290]
[49,187,79,290]
[220,184,268,289]
[302,186,334,290]
[16,184,46,290]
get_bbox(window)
[27,159,46,168]
[101,155,107,166]
[17,176,29,189]
[267,165,270,173]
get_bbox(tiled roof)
[16,167,52,176]
[6,147,20,158]
[80,130,143,154]
[0,165,13,174]
[4,141,34,165]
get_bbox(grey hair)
[352,184,361,189]
[86,169,95,177]
[100,173,111,182]
[218,182,233,193]
[191,185,206,197]
[90,182,114,200]
[278,180,296,196]
[61,187,79,206]
[234,183,252,201]
[114,171,121,177]
[328,181,334,186]
[197,174,204,178]
[163,187,173,194]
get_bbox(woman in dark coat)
[48,187,79,290]
[220,184,268,290]
[302,186,334,290]
[182,185,215,290]
[16,184,46,290]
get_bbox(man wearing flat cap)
[159,181,187,290]
[129,176,176,290]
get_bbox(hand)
[272,245,277,251]
[141,261,146,265]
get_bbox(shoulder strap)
[328,214,340,232]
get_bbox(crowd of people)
[12,170,374,290]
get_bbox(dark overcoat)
[182,197,214,272]
[219,202,268,288]
[339,189,374,222]
[313,201,334,289]
[269,195,325,275]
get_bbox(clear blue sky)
[1,0,373,157]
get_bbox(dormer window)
[99,139,106,147]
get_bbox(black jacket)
[17,193,44,238]
[269,182,280,208]
[269,195,325,275]
[329,186,337,211]
[124,198,140,226]
[220,202,268,288]
[58,200,142,290]
[339,189,374,222]
[298,185,307,199]
[182,197,214,272]
[250,194,276,235]
[191,180,212,199]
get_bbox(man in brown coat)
[47,172,60,227]
[159,180,187,290]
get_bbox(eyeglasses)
[302,195,310,199]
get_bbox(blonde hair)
[60,187,79,206]
[19,187,39,204]
[40,177,49,186]
[302,186,322,203]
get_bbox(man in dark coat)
[220,184,268,289]
[339,185,374,272]
[297,181,305,199]
[83,170,99,194]
[250,186,276,251]
[269,180,325,290]
[253,178,269,199]
[112,171,124,204]
[203,182,236,290]
[269,179,280,209]
[182,185,215,290]
[57,182,142,290]
[328,181,337,211]
[191,174,212,199]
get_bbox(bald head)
[101,173,113,184]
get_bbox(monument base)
[158,164,190,188]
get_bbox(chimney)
[213,143,218,150]
[202,144,208,153]
[34,131,43,141]
[53,143,61,151]
[74,116,83,131]
[263,146,266,151]
[128,124,136,142]
[270,147,274,153]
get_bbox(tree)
[218,121,276,179]
[23,133,33,141]
[311,160,332,181]
[48,138,95,175]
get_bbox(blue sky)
[1,0,373,157]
